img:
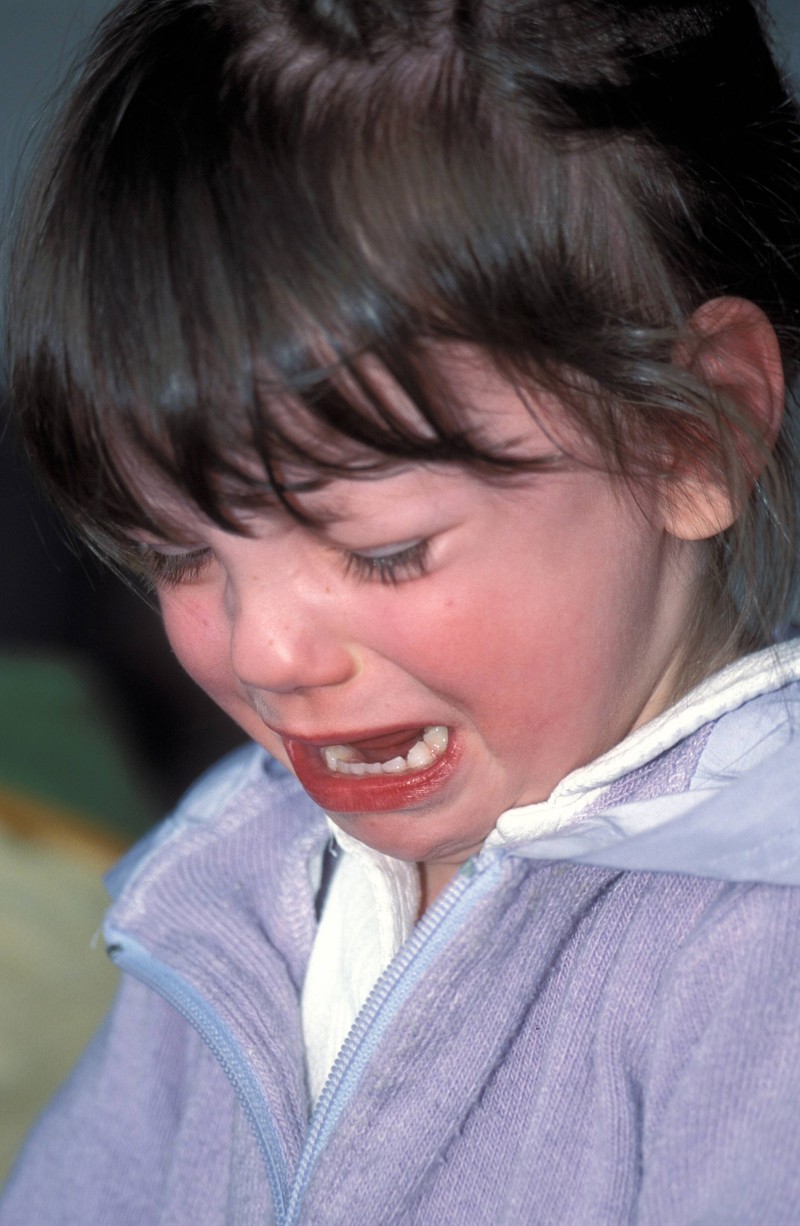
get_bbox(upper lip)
[264,721,445,748]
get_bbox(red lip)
[282,729,459,814]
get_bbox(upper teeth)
[322,726,449,776]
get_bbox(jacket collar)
[488,638,800,885]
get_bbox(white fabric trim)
[301,823,419,1106]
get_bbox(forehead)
[118,343,597,551]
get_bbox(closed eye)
[341,538,431,586]
[133,544,214,588]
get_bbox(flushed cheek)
[379,542,649,790]
[160,591,274,738]
[160,591,226,685]
[384,558,574,702]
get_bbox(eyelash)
[134,538,432,589]
[342,539,431,586]
[135,547,213,588]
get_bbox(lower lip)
[283,733,460,814]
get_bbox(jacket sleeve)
[0,972,242,1226]
[635,880,800,1225]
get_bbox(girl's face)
[145,355,704,894]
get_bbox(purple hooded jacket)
[3,668,800,1224]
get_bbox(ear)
[663,296,784,542]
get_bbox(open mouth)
[320,726,449,776]
[282,722,458,814]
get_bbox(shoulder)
[105,742,319,902]
[170,740,276,816]
[0,975,242,1224]
[652,875,800,1018]
[694,671,800,783]
[633,876,800,1222]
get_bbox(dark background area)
[0,431,244,819]
[0,1,244,822]
[0,0,798,825]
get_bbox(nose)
[228,580,358,696]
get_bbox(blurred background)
[0,0,245,836]
[0,0,799,1186]
[0,0,247,1181]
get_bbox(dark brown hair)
[8,0,800,675]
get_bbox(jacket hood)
[512,733,800,886]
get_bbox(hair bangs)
[8,0,800,659]
[11,0,717,539]
[10,4,567,548]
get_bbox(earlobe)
[663,296,785,542]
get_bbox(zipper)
[284,849,507,1225]
[106,929,291,1224]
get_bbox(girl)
[4,0,800,1221]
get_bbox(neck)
[417,858,464,916]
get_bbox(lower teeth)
[322,725,449,776]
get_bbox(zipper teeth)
[109,938,289,1225]
[285,851,505,1224]
[166,995,287,1212]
